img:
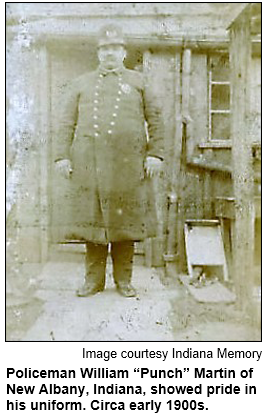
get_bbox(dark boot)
[76,242,108,297]
[111,241,137,297]
[116,282,137,298]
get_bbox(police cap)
[97,24,125,48]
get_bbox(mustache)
[103,55,117,59]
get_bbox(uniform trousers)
[85,241,135,288]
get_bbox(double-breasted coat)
[54,66,164,244]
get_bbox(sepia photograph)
[6,2,261,341]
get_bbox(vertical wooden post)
[229,11,255,309]
[143,50,168,267]
[176,48,192,272]
[37,46,50,262]
[164,53,182,277]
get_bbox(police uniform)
[55,25,164,296]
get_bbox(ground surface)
[6,258,261,342]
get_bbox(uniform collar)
[98,65,125,77]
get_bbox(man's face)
[97,44,126,69]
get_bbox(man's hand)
[144,156,163,178]
[55,159,73,179]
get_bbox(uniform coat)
[54,67,163,244]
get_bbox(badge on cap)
[106,29,117,38]
[121,83,131,94]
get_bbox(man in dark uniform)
[55,25,163,297]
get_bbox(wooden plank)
[179,275,236,304]
[229,12,255,308]
[189,54,208,156]
[176,49,192,272]
[143,51,175,267]
[38,47,50,262]
[164,53,182,274]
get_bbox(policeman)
[55,25,164,297]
